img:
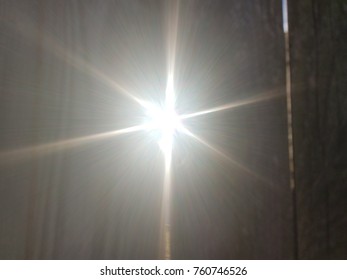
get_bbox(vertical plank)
[288,0,347,259]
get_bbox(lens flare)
[144,75,183,162]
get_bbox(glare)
[145,100,183,157]
[144,75,183,170]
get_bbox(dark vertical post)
[288,0,347,259]
[282,0,299,260]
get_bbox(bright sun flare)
[144,75,184,166]
[146,105,182,154]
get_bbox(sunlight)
[180,90,283,120]
[6,1,279,260]
[0,124,147,164]
[145,75,183,165]
[181,126,271,186]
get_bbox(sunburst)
[0,0,284,260]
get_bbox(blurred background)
[0,0,346,259]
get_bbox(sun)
[144,75,183,165]
[147,106,182,152]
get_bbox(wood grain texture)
[288,0,347,259]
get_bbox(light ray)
[158,75,176,260]
[181,127,270,185]
[46,38,150,109]
[166,0,180,82]
[6,16,149,109]
[180,90,283,120]
[59,51,150,109]
[181,127,235,163]
[0,124,147,163]
[159,145,172,260]
[158,0,180,259]
[158,76,176,260]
